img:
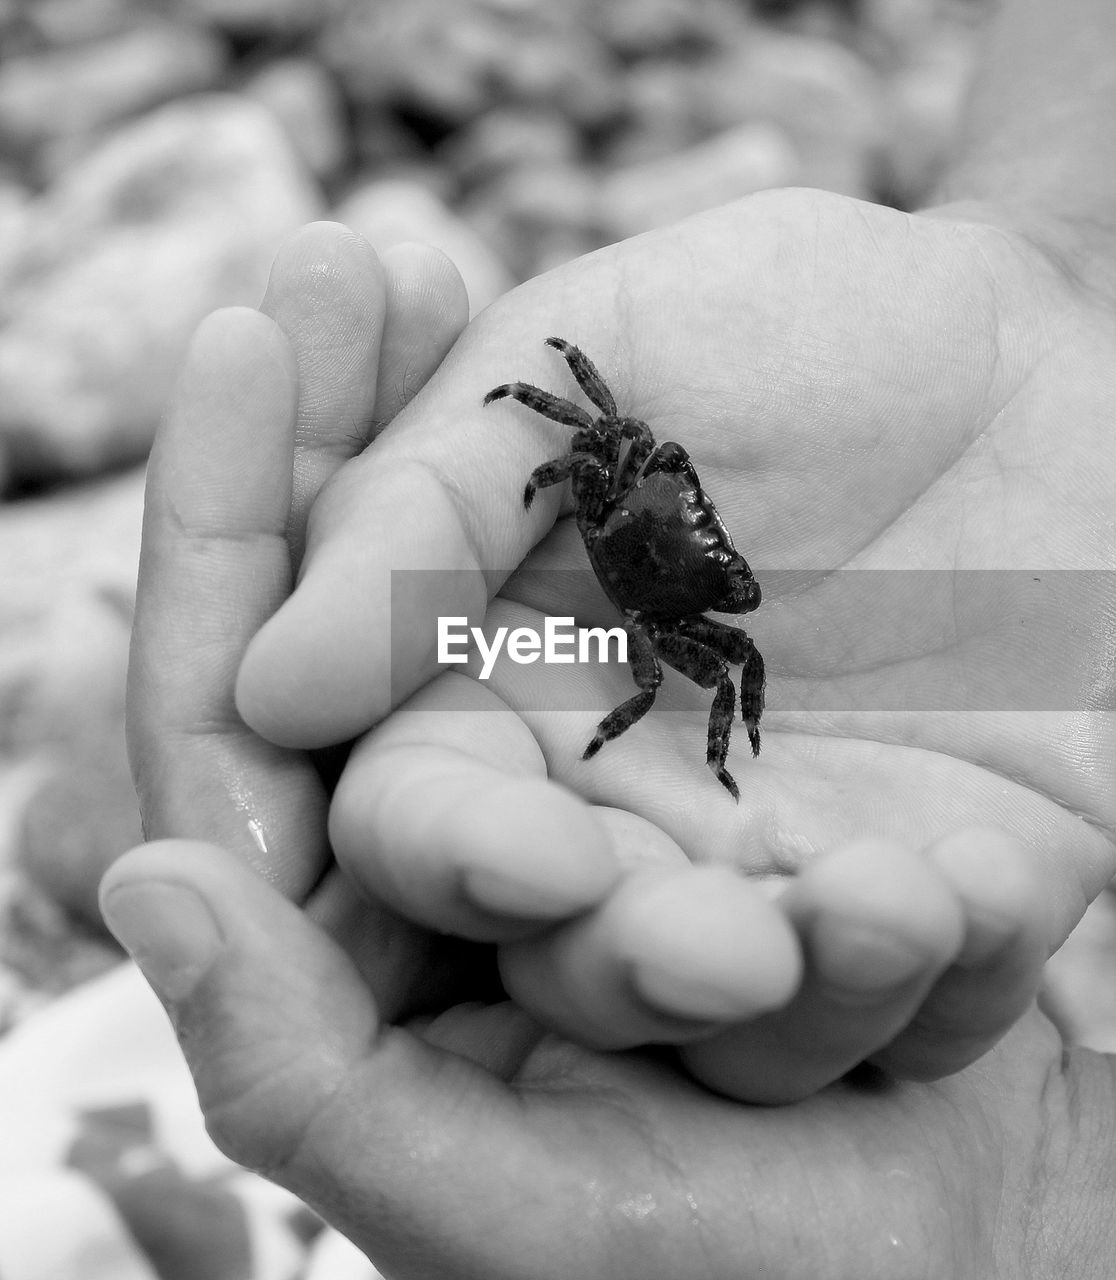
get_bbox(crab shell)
[585,463,761,621]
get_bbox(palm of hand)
[130,201,1113,1279]
[365,998,1060,1280]
[432,189,1115,927]
[230,189,1113,1085]
[305,193,1104,1272]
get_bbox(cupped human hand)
[126,210,1057,1111]
[231,188,1115,1097]
[100,835,1112,1280]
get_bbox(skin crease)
[110,0,1116,1272]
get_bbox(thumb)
[99,840,378,1174]
[98,841,532,1275]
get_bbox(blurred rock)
[607,60,709,166]
[0,180,30,321]
[0,874,122,1029]
[335,177,515,312]
[318,0,620,130]
[0,468,141,752]
[174,0,340,35]
[463,120,798,280]
[19,756,141,926]
[0,468,143,927]
[318,3,492,121]
[0,96,322,486]
[701,30,886,198]
[771,0,860,45]
[882,27,974,207]
[491,17,620,129]
[243,56,351,182]
[0,21,226,170]
[439,108,582,191]
[859,0,944,57]
[598,122,800,238]
[8,0,144,47]
[462,164,600,282]
[589,0,748,60]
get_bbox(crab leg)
[582,621,661,760]
[484,382,594,431]
[545,337,618,416]
[524,454,610,528]
[675,617,765,757]
[654,630,742,799]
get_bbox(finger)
[260,226,471,566]
[329,671,620,940]
[499,839,802,1051]
[233,242,673,751]
[235,317,557,748]
[301,865,487,1027]
[127,308,329,893]
[438,598,769,861]
[235,199,1009,749]
[259,222,387,563]
[98,841,544,1280]
[373,242,470,425]
[679,840,965,1103]
[870,827,1049,1079]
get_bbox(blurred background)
[0,1,1112,1273]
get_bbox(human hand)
[123,208,1059,1112]
[100,834,1116,1280]
[125,219,494,1021]
[230,187,1114,1099]
[113,0,1116,1267]
[116,150,1112,1280]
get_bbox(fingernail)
[461,865,602,918]
[101,882,222,1002]
[811,918,929,1005]
[457,786,618,919]
[630,959,780,1022]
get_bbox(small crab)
[484,337,764,800]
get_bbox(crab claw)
[719,564,761,614]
